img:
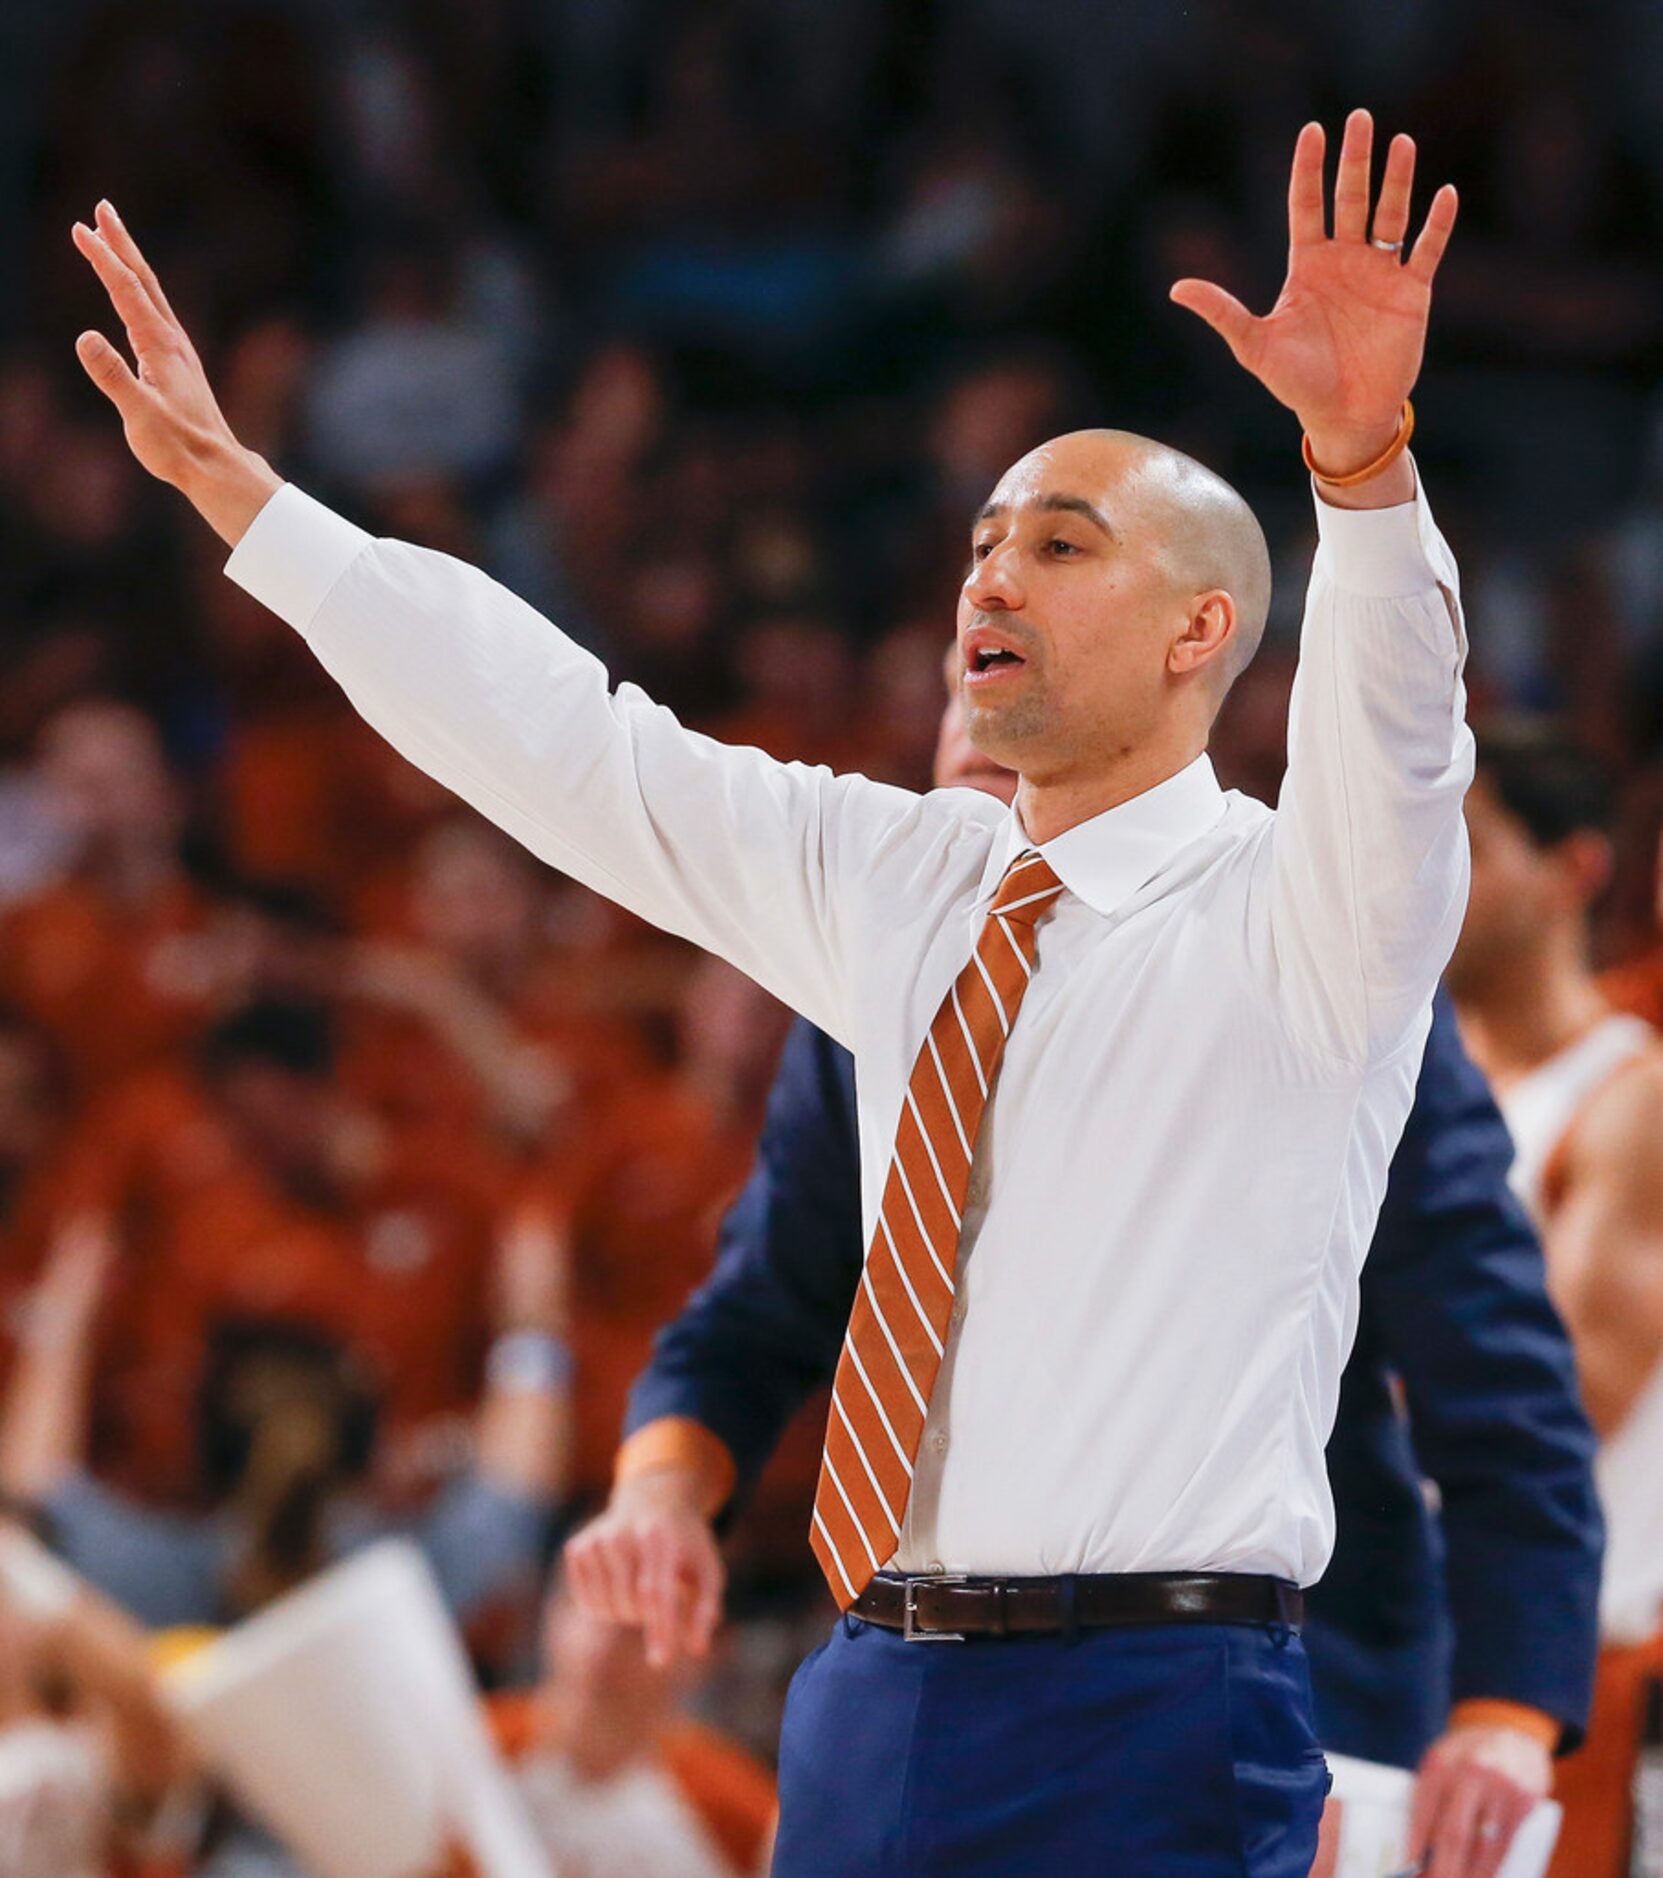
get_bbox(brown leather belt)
[850,1571,1304,1641]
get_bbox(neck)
[1015,735,1205,846]
[1455,940,1610,1088]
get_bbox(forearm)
[0,1325,92,1504]
[474,1323,574,1501]
[475,1384,569,1501]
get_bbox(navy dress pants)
[772,1615,1330,1876]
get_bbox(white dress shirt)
[227,474,1470,1588]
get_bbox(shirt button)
[930,1429,948,1453]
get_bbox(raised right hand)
[564,1470,726,1669]
[72,200,279,543]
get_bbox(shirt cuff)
[224,483,373,638]
[1448,1699,1562,1751]
[1311,456,1449,599]
[614,1416,738,1516]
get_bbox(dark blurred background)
[1,0,1662,1770]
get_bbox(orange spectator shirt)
[16,1068,507,1507]
[0,876,219,1100]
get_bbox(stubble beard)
[964,684,1054,772]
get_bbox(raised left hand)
[1407,1721,1552,1878]
[1171,110,1458,476]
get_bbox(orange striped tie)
[810,849,1065,1608]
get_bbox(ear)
[1168,590,1236,678]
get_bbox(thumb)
[75,331,141,413]
[1168,280,1258,358]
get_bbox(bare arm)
[1545,1054,1663,1437]
[473,1205,574,1501]
[0,1218,113,1506]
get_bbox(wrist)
[179,439,282,547]
[1301,417,1403,479]
[611,1463,712,1522]
[613,1417,737,1521]
[1447,1699,1560,1752]
[485,1328,574,1394]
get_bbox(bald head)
[959,428,1275,804]
[1035,429,1272,705]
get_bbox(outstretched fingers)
[1371,133,1417,248]
[1332,108,1374,243]
[1287,121,1327,248]
[94,200,184,332]
[72,220,174,363]
[1408,182,1460,283]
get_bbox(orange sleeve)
[613,1416,737,1519]
[1448,1699,1562,1750]
[663,1723,777,1874]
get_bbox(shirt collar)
[977,753,1229,918]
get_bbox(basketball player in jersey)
[1447,724,1663,1878]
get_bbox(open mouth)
[965,643,1028,684]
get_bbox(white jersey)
[1499,1012,1661,1640]
[1497,1013,1653,1224]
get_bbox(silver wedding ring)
[1371,237,1404,252]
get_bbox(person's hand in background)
[1407,1719,1552,1877]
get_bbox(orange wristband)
[1448,1698,1562,1751]
[1302,400,1415,487]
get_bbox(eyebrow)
[973,494,1117,542]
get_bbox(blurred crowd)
[1,0,1662,1870]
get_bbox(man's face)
[954,434,1198,781]
[1446,775,1577,997]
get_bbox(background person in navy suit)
[576,692,1602,1878]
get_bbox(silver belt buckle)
[902,1573,968,1641]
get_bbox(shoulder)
[1569,1041,1663,1178]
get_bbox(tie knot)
[990,850,1064,926]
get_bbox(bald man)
[75,114,1466,1875]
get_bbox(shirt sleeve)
[1259,467,1474,1064]
[224,485,956,1048]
